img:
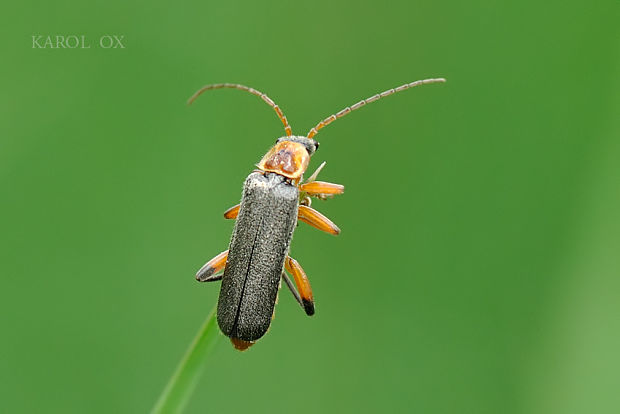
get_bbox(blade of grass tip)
[151,306,221,414]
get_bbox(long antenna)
[188,83,293,136]
[307,78,446,139]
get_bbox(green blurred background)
[1,0,619,413]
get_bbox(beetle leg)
[305,161,327,183]
[298,205,340,235]
[196,250,228,282]
[282,271,302,306]
[223,204,240,219]
[285,256,314,316]
[299,181,344,198]
[300,161,344,200]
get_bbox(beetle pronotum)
[191,78,445,350]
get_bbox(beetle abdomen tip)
[230,337,255,351]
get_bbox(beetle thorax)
[257,140,310,179]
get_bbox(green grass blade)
[151,307,221,414]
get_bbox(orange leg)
[285,256,314,316]
[196,250,228,282]
[299,181,344,197]
[223,204,240,219]
[298,205,340,235]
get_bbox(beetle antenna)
[306,78,446,139]
[188,83,293,136]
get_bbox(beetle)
[190,78,445,350]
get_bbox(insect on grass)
[190,78,445,350]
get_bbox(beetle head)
[257,136,319,180]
